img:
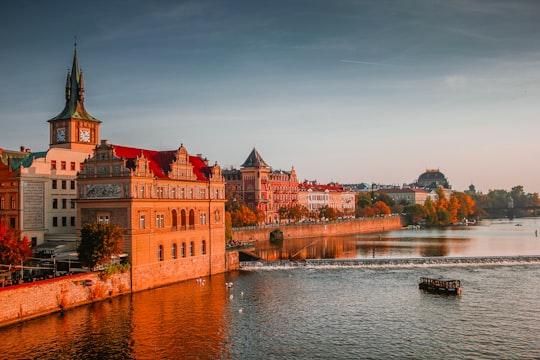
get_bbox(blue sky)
[1,0,539,193]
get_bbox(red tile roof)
[112,144,209,180]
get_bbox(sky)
[1,0,539,194]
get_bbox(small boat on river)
[419,277,462,295]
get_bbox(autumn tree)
[225,211,233,241]
[231,204,258,227]
[0,220,32,268]
[77,223,124,270]
[373,201,392,216]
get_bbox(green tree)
[78,223,124,270]
[0,220,32,268]
[403,204,426,225]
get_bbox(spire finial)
[74,35,77,49]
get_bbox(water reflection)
[253,218,540,260]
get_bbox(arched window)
[201,240,206,255]
[171,209,178,230]
[158,245,163,261]
[189,209,195,229]
[172,243,177,259]
[180,209,187,230]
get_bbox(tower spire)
[49,43,99,122]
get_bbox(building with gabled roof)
[0,45,101,250]
[223,147,298,223]
[77,141,226,291]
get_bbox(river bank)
[232,215,403,242]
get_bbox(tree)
[231,204,258,227]
[225,212,233,242]
[373,201,392,216]
[0,220,32,268]
[78,223,124,270]
[403,204,426,225]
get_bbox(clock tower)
[48,44,101,151]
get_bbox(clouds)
[1,0,540,193]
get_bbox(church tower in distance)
[48,44,101,151]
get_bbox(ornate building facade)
[0,46,99,248]
[1,46,230,290]
[223,148,299,223]
[77,141,226,291]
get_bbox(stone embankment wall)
[233,216,403,243]
[0,250,240,328]
[0,272,130,328]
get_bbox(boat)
[419,277,462,295]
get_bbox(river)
[1,218,539,359]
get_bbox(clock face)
[57,129,66,142]
[79,129,91,142]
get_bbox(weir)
[239,255,540,270]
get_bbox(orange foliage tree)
[0,220,32,269]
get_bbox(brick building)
[223,148,299,223]
[77,141,227,291]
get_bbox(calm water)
[1,218,540,359]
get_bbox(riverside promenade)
[232,216,403,243]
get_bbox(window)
[52,217,58,227]
[172,243,177,259]
[70,217,75,226]
[199,213,207,225]
[70,162,76,171]
[62,199,67,209]
[62,217,67,227]
[10,218,15,228]
[51,160,56,170]
[190,241,194,256]
[61,161,66,170]
[171,188,176,198]
[158,245,163,261]
[155,214,164,228]
[80,163,83,172]
[140,215,146,229]
[70,181,75,190]
[140,186,145,198]
[157,187,164,198]
[11,196,15,209]
[52,180,57,189]
[98,214,110,224]
[181,242,186,258]
[202,240,206,255]
[61,180,67,190]
[52,198,58,209]
[71,200,76,209]
[0,197,4,210]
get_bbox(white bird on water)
[238,308,243,314]
[229,294,234,300]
